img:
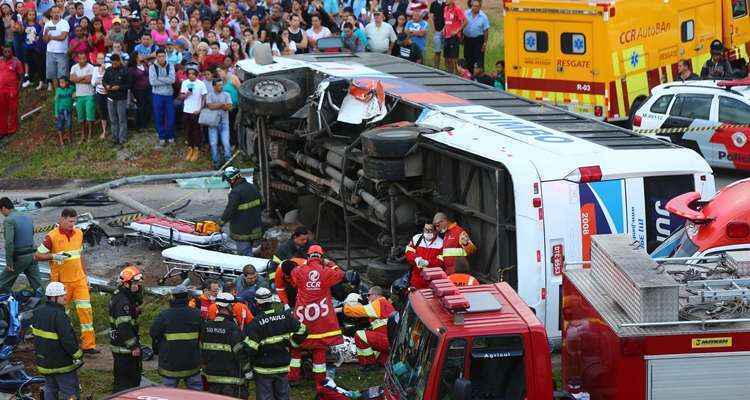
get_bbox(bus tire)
[367,261,410,287]
[628,96,648,129]
[361,126,420,158]
[363,157,406,181]
[239,77,303,117]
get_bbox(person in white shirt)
[69,52,96,142]
[179,66,208,162]
[43,5,70,91]
[364,10,396,53]
[306,13,332,52]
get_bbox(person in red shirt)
[188,279,220,319]
[341,286,396,367]
[275,258,305,308]
[442,0,467,74]
[0,45,23,137]
[404,223,443,289]
[434,212,476,275]
[289,245,345,384]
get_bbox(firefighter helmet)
[222,166,241,182]
[256,287,274,304]
[45,282,66,297]
[119,266,143,284]
[215,292,234,308]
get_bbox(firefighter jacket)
[206,301,254,331]
[440,223,476,275]
[343,296,395,334]
[275,257,305,307]
[404,233,444,288]
[149,297,203,378]
[37,227,86,283]
[200,314,247,385]
[291,258,345,347]
[220,178,263,242]
[270,238,315,280]
[243,306,308,375]
[109,288,141,355]
[31,301,83,375]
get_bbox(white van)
[236,52,715,341]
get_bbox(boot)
[189,147,200,162]
[184,147,194,161]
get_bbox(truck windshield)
[389,305,438,399]
[470,335,526,400]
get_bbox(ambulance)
[503,0,750,121]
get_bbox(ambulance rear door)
[511,19,557,100]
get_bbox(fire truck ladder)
[686,278,750,303]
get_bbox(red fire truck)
[385,234,750,400]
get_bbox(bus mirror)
[452,378,472,400]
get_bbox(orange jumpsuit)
[206,301,254,330]
[439,222,476,275]
[37,227,96,350]
[343,296,395,366]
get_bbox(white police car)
[631,79,750,171]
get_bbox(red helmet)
[119,266,143,284]
[307,245,325,256]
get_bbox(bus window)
[734,0,748,18]
[561,33,586,55]
[681,20,694,42]
[524,31,549,53]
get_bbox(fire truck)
[384,234,750,400]
[503,0,750,121]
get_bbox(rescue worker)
[189,279,220,319]
[244,287,308,400]
[701,40,734,79]
[0,197,42,294]
[32,282,84,400]
[149,285,203,390]
[34,208,99,354]
[404,223,443,289]
[275,258,305,308]
[220,166,264,256]
[109,265,144,393]
[234,264,269,303]
[448,273,478,286]
[289,245,345,384]
[433,212,476,275]
[200,292,248,398]
[270,226,314,281]
[206,281,254,331]
[342,286,395,368]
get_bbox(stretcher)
[127,216,227,249]
[159,245,271,284]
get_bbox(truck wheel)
[367,261,410,287]
[361,126,420,158]
[363,157,406,181]
[239,77,303,117]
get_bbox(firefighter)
[34,208,99,354]
[201,292,248,398]
[0,197,42,295]
[270,226,314,281]
[404,223,444,289]
[244,287,308,400]
[289,245,345,384]
[109,265,144,393]
[220,166,264,256]
[32,282,84,400]
[189,279,220,319]
[275,258,304,308]
[449,273,478,286]
[206,281,254,331]
[342,286,395,368]
[149,285,203,390]
[433,212,476,275]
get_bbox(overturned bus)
[235,52,714,341]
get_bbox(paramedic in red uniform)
[0,45,24,138]
[289,245,345,384]
[433,212,476,275]
[404,223,444,289]
[275,258,305,308]
[342,286,395,368]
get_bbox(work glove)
[415,257,429,268]
[52,253,70,263]
[344,293,362,304]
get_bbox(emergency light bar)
[717,78,750,89]
[421,268,470,313]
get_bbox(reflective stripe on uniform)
[110,315,133,325]
[159,368,201,378]
[254,365,290,374]
[201,342,232,352]
[204,374,244,385]
[244,337,259,350]
[32,327,59,340]
[355,330,374,356]
[232,342,245,354]
[261,334,290,345]
[443,247,467,257]
[124,338,137,347]
[363,304,378,318]
[237,199,261,210]
[37,362,80,375]
[110,345,132,354]
[370,319,387,330]
[165,332,199,341]
[289,358,301,368]
[231,228,263,241]
[306,329,341,339]
[272,255,282,264]
[405,246,415,253]
[80,323,94,332]
[36,244,50,254]
[74,300,92,309]
[312,363,327,373]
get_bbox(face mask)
[423,232,435,241]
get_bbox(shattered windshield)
[389,304,438,400]
[652,226,700,259]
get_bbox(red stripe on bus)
[621,79,631,115]
[506,77,606,95]
[608,81,619,118]
[671,62,679,81]
[647,69,661,90]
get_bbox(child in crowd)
[54,77,74,145]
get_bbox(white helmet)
[256,287,274,304]
[45,282,66,297]
[215,292,235,308]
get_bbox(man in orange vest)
[206,282,254,331]
[433,212,476,275]
[341,286,395,368]
[189,279,220,319]
[34,208,99,354]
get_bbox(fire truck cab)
[383,268,555,400]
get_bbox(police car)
[631,79,750,171]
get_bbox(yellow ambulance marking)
[691,337,732,349]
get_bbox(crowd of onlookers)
[0,0,506,167]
